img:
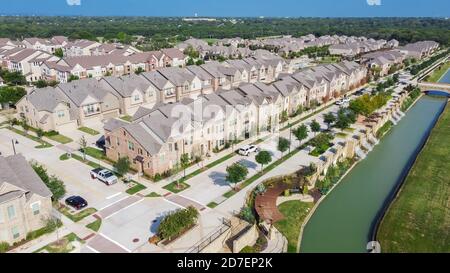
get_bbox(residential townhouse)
[2,48,58,82]
[103,60,367,176]
[22,37,64,54]
[17,78,121,131]
[362,50,405,76]
[161,48,187,67]
[0,154,53,245]
[157,66,203,101]
[16,86,78,132]
[99,74,159,116]
[63,39,102,57]
[395,41,440,60]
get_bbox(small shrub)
[0,242,9,253]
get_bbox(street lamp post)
[11,139,18,155]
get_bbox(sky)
[0,0,449,17]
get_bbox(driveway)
[87,197,180,253]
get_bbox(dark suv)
[65,196,88,210]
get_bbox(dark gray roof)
[57,78,115,107]
[26,87,68,112]
[101,74,152,98]
[0,154,52,201]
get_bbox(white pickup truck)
[90,168,118,185]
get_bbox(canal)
[300,95,447,253]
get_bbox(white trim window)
[31,202,41,216]
[7,205,16,220]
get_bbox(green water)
[300,96,447,253]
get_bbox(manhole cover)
[133,238,139,243]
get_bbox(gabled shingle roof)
[0,154,52,201]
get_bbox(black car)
[65,196,88,210]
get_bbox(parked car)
[342,97,351,103]
[335,100,344,106]
[65,196,88,210]
[238,145,259,156]
[90,168,118,185]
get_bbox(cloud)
[366,0,381,6]
[67,0,81,6]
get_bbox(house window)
[138,148,143,155]
[31,202,40,216]
[11,226,20,239]
[7,205,16,220]
[184,84,189,91]
[134,94,140,102]
[57,110,65,118]
[128,141,135,151]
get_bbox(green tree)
[335,108,351,131]
[278,137,290,156]
[310,119,321,136]
[226,162,248,189]
[293,124,309,147]
[180,153,190,179]
[134,67,144,75]
[255,150,272,170]
[0,86,26,105]
[186,58,195,66]
[68,75,79,82]
[323,112,336,130]
[54,48,64,58]
[31,162,66,200]
[114,157,130,177]
[79,136,87,161]
[34,80,48,88]
[239,206,255,224]
[157,206,198,240]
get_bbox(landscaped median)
[7,126,53,148]
[78,126,100,136]
[57,204,97,223]
[33,233,84,253]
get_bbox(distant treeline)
[0,17,449,46]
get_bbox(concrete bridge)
[418,82,450,96]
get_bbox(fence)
[186,218,232,253]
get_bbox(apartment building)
[0,154,53,245]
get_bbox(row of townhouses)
[102,61,368,177]
[361,41,440,76]
[328,39,399,57]
[16,56,286,133]
[177,35,401,60]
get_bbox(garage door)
[57,121,78,134]
[103,110,119,120]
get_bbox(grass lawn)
[163,181,190,193]
[34,233,84,253]
[119,115,133,122]
[125,181,147,195]
[59,153,70,160]
[426,61,450,82]
[336,132,348,138]
[83,147,106,160]
[71,153,102,169]
[78,126,100,136]
[377,103,450,253]
[145,192,161,197]
[274,201,314,253]
[7,127,53,148]
[86,219,102,232]
[207,202,218,208]
[47,134,73,144]
[58,206,97,223]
